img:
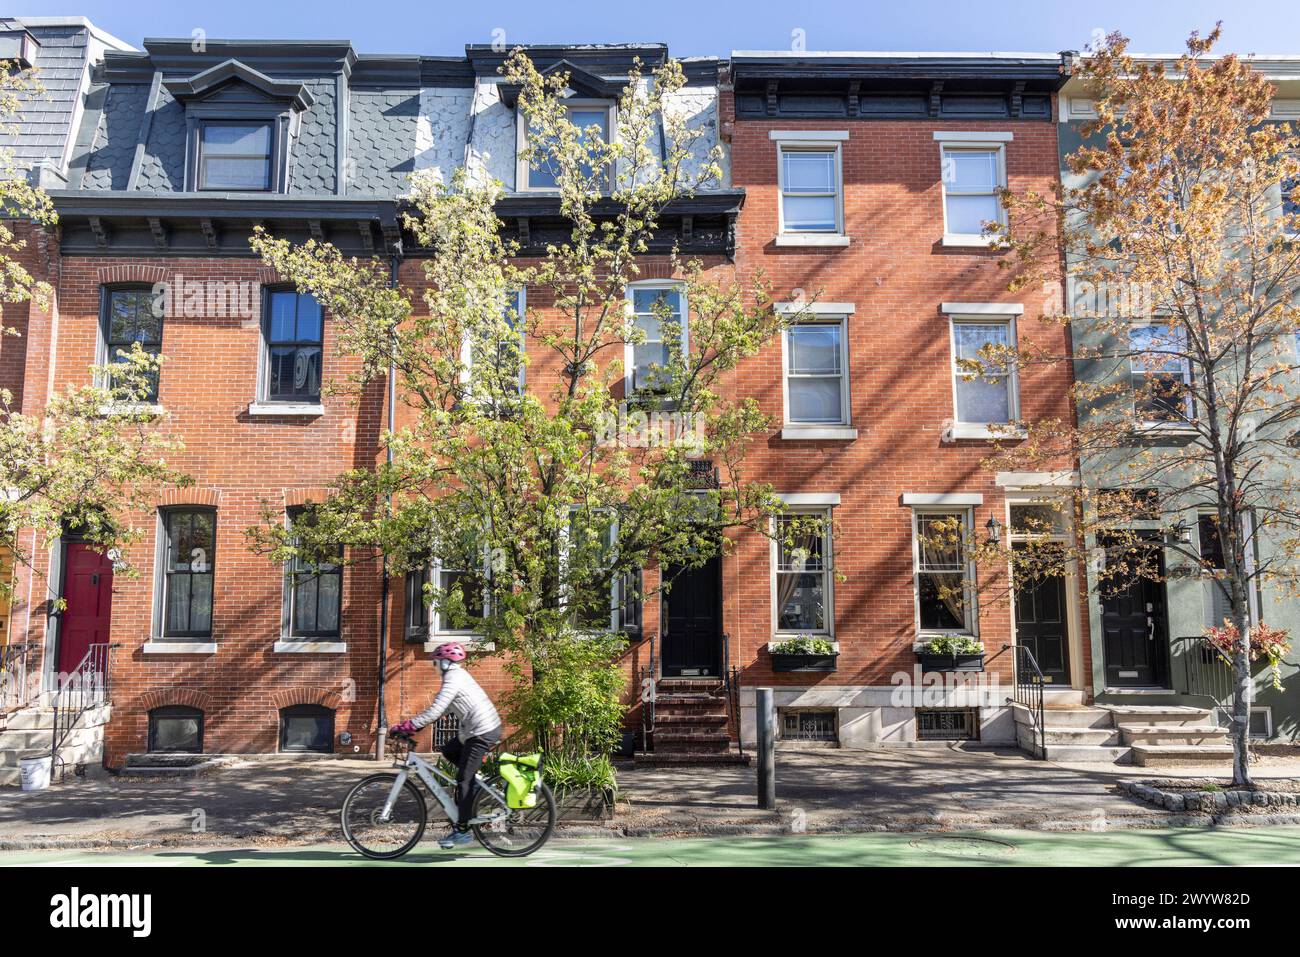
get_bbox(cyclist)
[389,641,502,848]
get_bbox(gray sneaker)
[438,828,475,849]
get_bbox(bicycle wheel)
[341,773,427,860]
[471,778,557,857]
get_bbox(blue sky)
[21,0,1299,58]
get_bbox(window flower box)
[917,635,985,673]
[769,637,839,672]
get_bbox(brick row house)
[8,26,1286,777]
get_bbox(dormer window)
[164,58,314,195]
[518,101,614,191]
[198,122,273,191]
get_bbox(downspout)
[375,245,401,761]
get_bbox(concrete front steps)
[1012,697,1229,765]
[0,704,111,786]
[635,678,750,767]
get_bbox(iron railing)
[718,633,744,759]
[637,631,657,753]
[1,641,37,713]
[1176,634,1235,726]
[1005,643,1046,759]
[49,642,117,781]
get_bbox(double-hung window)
[102,287,163,402]
[1129,324,1192,422]
[1197,511,1259,627]
[519,102,613,191]
[564,507,619,633]
[462,288,527,399]
[771,132,848,243]
[784,318,849,426]
[158,508,216,639]
[407,561,488,638]
[198,121,273,191]
[936,134,1010,246]
[627,283,687,395]
[773,511,832,635]
[951,318,1017,425]
[264,289,323,404]
[285,508,342,639]
[913,509,975,633]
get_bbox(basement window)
[916,708,980,741]
[279,704,334,753]
[780,708,838,742]
[148,706,204,753]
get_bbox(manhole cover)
[907,836,1017,858]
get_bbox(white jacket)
[410,663,502,740]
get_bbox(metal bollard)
[756,687,775,809]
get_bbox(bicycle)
[340,731,557,859]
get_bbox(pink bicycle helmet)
[431,641,467,662]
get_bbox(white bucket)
[19,756,51,791]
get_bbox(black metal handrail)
[719,632,744,759]
[638,631,657,753]
[1005,643,1046,759]
[49,642,117,781]
[1,641,36,712]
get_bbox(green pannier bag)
[497,752,542,809]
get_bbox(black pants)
[440,726,502,828]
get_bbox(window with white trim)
[773,511,832,635]
[284,507,342,639]
[951,317,1017,424]
[939,142,1007,244]
[564,507,619,632]
[778,144,843,235]
[626,282,687,394]
[462,287,526,397]
[783,317,849,426]
[517,102,614,191]
[912,509,975,634]
[1129,324,1192,422]
[157,508,216,639]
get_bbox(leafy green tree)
[250,51,804,758]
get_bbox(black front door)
[1013,552,1070,685]
[661,556,722,677]
[1100,549,1170,688]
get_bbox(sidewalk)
[2,747,1297,850]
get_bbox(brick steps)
[633,750,751,767]
[642,679,746,766]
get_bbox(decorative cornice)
[162,58,315,111]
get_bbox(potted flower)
[769,635,839,672]
[917,634,985,672]
[1204,620,1292,691]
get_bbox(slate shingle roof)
[347,88,420,196]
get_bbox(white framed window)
[950,316,1018,426]
[783,317,849,427]
[282,507,343,643]
[771,132,848,245]
[1196,510,1260,627]
[152,507,217,642]
[935,133,1011,247]
[563,506,619,633]
[625,281,688,395]
[461,287,527,396]
[771,509,834,637]
[516,100,615,192]
[912,507,977,635]
[1129,323,1193,423]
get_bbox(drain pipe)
[375,242,402,761]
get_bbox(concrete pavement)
[6,826,1300,867]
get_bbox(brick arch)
[633,262,683,281]
[139,688,213,713]
[283,487,334,508]
[96,265,169,287]
[271,687,343,711]
[157,487,221,508]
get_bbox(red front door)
[58,543,114,674]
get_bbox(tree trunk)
[1230,615,1253,787]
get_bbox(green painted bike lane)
[5,827,1300,867]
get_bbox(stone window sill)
[274,640,346,654]
[775,234,851,248]
[99,403,166,418]
[422,639,496,653]
[781,426,858,441]
[947,423,1027,441]
[143,640,217,655]
[248,401,324,417]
